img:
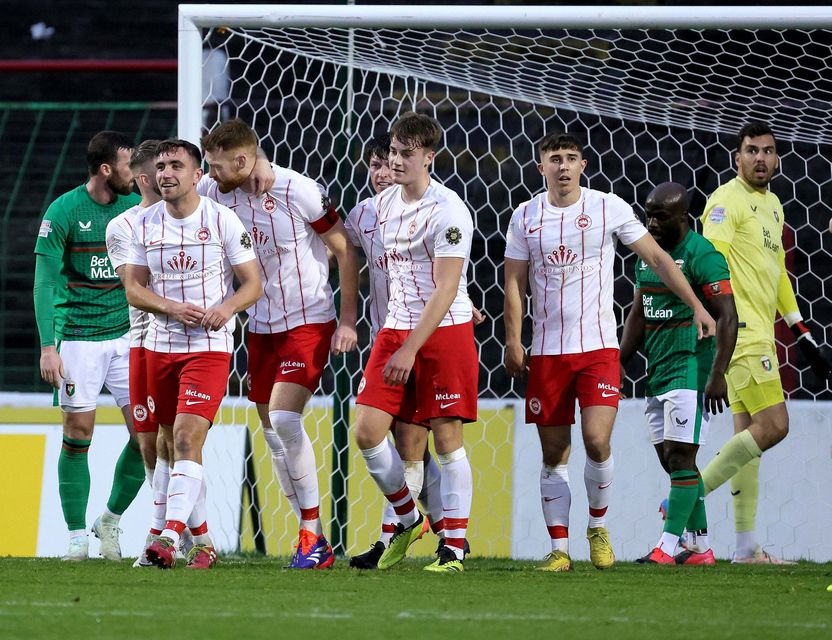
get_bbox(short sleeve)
[609,196,648,246]
[504,204,530,261]
[34,198,70,258]
[220,207,257,265]
[293,177,338,234]
[693,241,731,287]
[343,204,362,248]
[128,218,148,267]
[701,197,738,246]
[196,174,214,197]
[106,215,134,270]
[431,198,473,259]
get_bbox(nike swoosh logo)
[149,239,164,245]
[290,474,308,482]
[281,368,301,374]
[153,500,165,506]
[184,399,204,406]
[730,490,741,496]
[378,218,388,225]
[528,225,543,233]
[228,204,240,209]
[362,227,378,235]
[168,492,185,498]
[543,496,561,502]
[440,401,458,409]
[598,481,613,490]
[600,391,618,398]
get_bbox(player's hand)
[39,346,64,389]
[201,302,235,331]
[471,305,486,326]
[247,157,276,197]
[619,364,628,399]
[793,327,832,380]
[331,324,358,356]
[170,301,206,328]
[383,346,416,386]
[504,342,528,378]
[693,306,716,340]
[704,371,729,414]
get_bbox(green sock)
[731,457,760,533]
[663,471,700,537]
[58,436,92,531]
[106,438,146,515]
[686,474,708,532]
[701,430,761,495]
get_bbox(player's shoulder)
[43,184,88,219]
[512,192,545,217]
[586,188,632,214]
[347,195,377,222]
[106,204,143,234]
[273,164,321,195]
[427,180,471,217]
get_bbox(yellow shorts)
[726,352,785,416]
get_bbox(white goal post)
[176,4,832,562]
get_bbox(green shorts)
[726,352,785,416]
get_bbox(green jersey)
[34,184,140,341]
[635,230,730,396]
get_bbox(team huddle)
[33,114,832,572]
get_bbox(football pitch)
[1,557,830,639]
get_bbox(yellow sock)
[702,430,762,495]
[731,457,760,533]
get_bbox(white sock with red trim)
[150,458,170,534]
[541,463,571,553]
[270,410,321,536]
[438,447,472,560]
[361,439,418,528]
[186,477,212,546]
[380,503,397,546]
[162,460,202,546]
[585,455,614,528]
[262,425,301,519]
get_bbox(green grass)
[1,556,830,640]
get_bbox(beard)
[107,174,135,196]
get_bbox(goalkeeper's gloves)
[791,321,832,380]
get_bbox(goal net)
[179,5,832,561]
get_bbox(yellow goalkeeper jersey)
[701,176,799,358]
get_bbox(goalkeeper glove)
[791,321,832,380]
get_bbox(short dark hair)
[201,118,258,153]
[538,132,583,158]
[129,139,160,173]
[366,133,390,161]
[87,131,134,176]
[390,112,442,151]
[155,138,202,168]
[736,121,776,151]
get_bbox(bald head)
[644,182,690,250]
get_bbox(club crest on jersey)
[547,245,578,266]
[147,395,155,414]
[262,194,277,213]
[38,220,52,238]
[760,356,772,372]
[575,213,592,231]
[196,227,211,242]
[674,259,685,269]
[529,397,542,415]
[445,226,462,245]
[773,209,780,223]
[78,220,92,232]
[65,381,75,397]
[106,234,121,254]
[709,207,726,224]
[357,377,367,394]
[408,220,418,237]
[133,404,148,422]
[167,251,198,272]
[241,231,253,250]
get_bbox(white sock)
[186,478,212,545]
[69,529,87,539]
[438,448,472,560]
[144,466,155,487]
[380,503,397,546]
[102,508,120,525]
[262,425,301,519]
[736,531,758,557]
[361,439,418,527]
[270,410,321,535]
[657,532,679,555]
[403,460,425,501]
[150,458,170,533]
[584,455,614,529]
[541,464,571,553]
[420,454,444,536]
[162,460,203,546]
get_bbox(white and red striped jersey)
[345,196,389,339]
[197,165,337,334]
[127,196,256,354]
[375,180,474,330]
[106,204,150,348]
[505,187,647,355]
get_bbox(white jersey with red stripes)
[197,165,337,334]
[505,187,647,355]
[345,195,388,338]
[128,196,256,354]
[106,204,150,348]
[375,180,474,330]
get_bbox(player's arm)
[321,219,359,355]
[619,288,645,368]
[702,284,738,414]
[201,259,263,331]
[503,257,529,378]
[383,256,464,385]
[627,233,716,339]
[777,248,832,379]
[123,264,206,326]
[33,253,63,388]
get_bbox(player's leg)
[135,429,169,568]
[421,446,446,545]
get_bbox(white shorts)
[56,333,131,412]
[644,389,709,446]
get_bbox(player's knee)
[663,448,696,473]
[583,434,610,461]
[269,410,303,443]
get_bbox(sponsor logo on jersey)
[133,404,148,422]
[196,227,211,242]
[762,227,780,253]
[38,220,52,238]
[436,392,462,401]
[65,381,75,397]
[166,251,198,273]
[184,387,212,401]
[78,220,92,232]
[90,255,117,279]
[445,226,462,245]
[541,245,594,275]
[709,207,726,224]
[262,194,277,213]
[575,213,592,231]
[528,397,542,415]
[547,245,578,266]
[527,224,543,234]
[642,294,674,319]
[241,231,253,250]
[385,248,424,272]
[280,360,306,370]
[597,382,619,398]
